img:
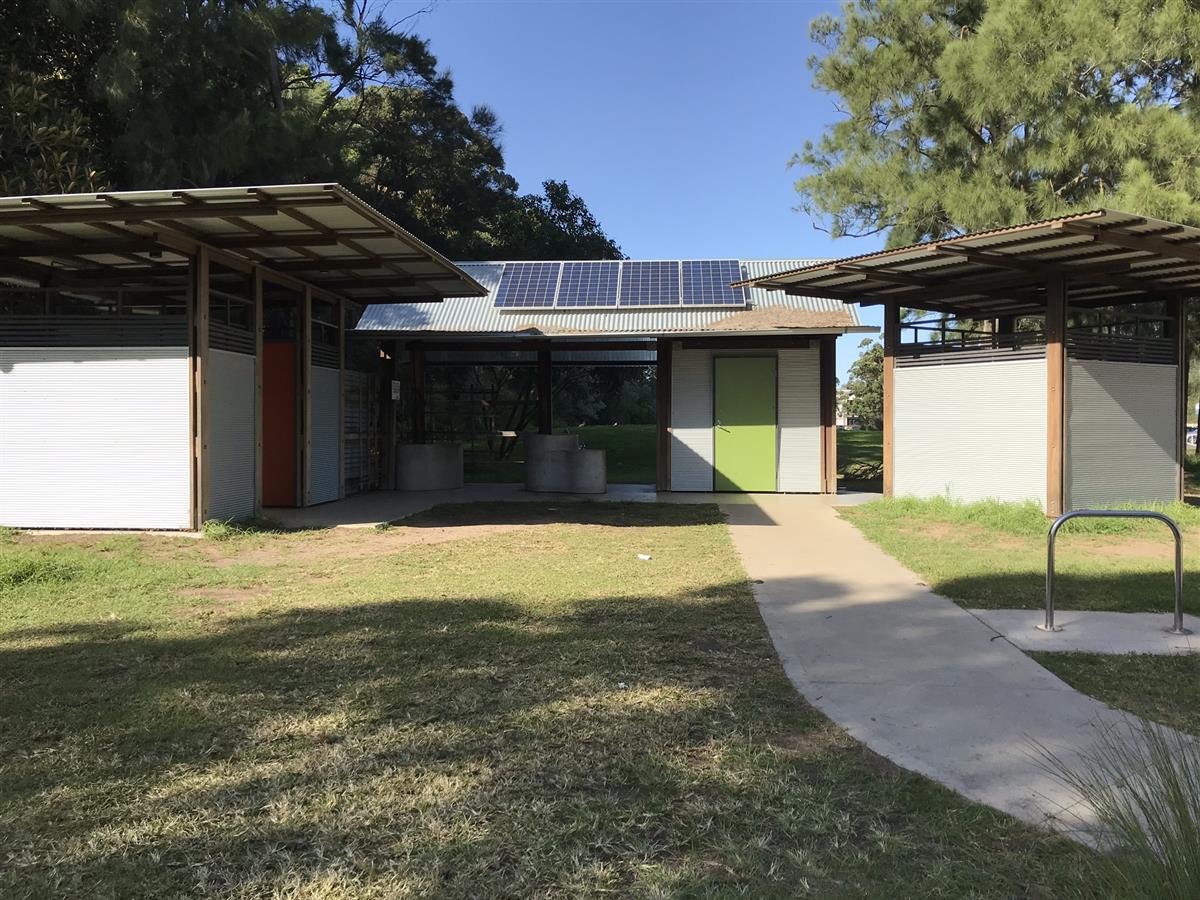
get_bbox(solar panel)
[494,262,561,308]
[618,261,681,307]
[681,260,746,306]
[555,261,619,307]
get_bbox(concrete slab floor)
[721,496,1193,841]
[265,484,878,529]
[969,608,1200,655]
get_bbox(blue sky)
[417,0,886,378]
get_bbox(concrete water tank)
[395,442,464,491]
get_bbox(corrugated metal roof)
[0,184,486,303]
[736,209,1200,315]
[356,260,865,337]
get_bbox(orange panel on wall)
[262,342,297,506]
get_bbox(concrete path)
[970,608,1200,655]
[722,495,1147,836]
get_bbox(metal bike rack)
[1042,509,1191,635]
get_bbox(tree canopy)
[0,0,620,260]
[838,339,883,428]
[795,0,1200,246]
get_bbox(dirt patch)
[1066,535,1175,560]
[175,585,272,619]
[914,522,958,541]
[16,532,197,553]
[202,521,534,568]
[768,725,855,758]
[180,586,268,601]
[902,520,1026,550]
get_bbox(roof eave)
[350,325,876,340]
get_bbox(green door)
[713,356,777,492]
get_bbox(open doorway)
[408,359,656,484]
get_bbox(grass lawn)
[841,496,1200,615]
[1027,652,1200,737]
[837,429,883,492]
[465,424,656,484]
[0,505,1095,898]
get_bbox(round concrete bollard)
[524,433,580,492]
[395,443,463,491]
[569,448,607,494]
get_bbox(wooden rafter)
[4,199,333,227]
[938,245,1184,296]
[260,189,446,299]
[0,237,165,258]
[267,255,427,272]
[1059,222,1200,265]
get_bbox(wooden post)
[190,247,211,529]
[819,334,838,493]
[882,301,899,497]
[410,340,426,443]
[1175,294,1189,501]
[1045,275,1067,516]
[537,344,553,434]
[301,285,313,507]
[655,337,673,491]
[253,267,264,516]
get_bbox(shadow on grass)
[0,581,818,895]
[936,569,1198,615]
[0,569,1091,896]
[396,500,726,529]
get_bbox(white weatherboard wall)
[1067,359,1177,508]
[207,349,256,521]
[894,359,1047,507]
[670,345,822,493]
[0,347,191,529]
[776,348,821,492]
[670,347,714,491]
[309,366,341,504]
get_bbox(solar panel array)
[681,260,746,306]
[492,260,747,309]
[493,262,561,308]
[556,261,620,307]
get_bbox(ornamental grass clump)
[1038,718,1200,900]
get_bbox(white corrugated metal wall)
[309,366,341,503]
[777,348,821,492]
[894,359,1047,507]
[670,347,714,491]
[207,349,257,521]
[0,347,191,529]
[669,344,822,492]
[1066,359,1178,508]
